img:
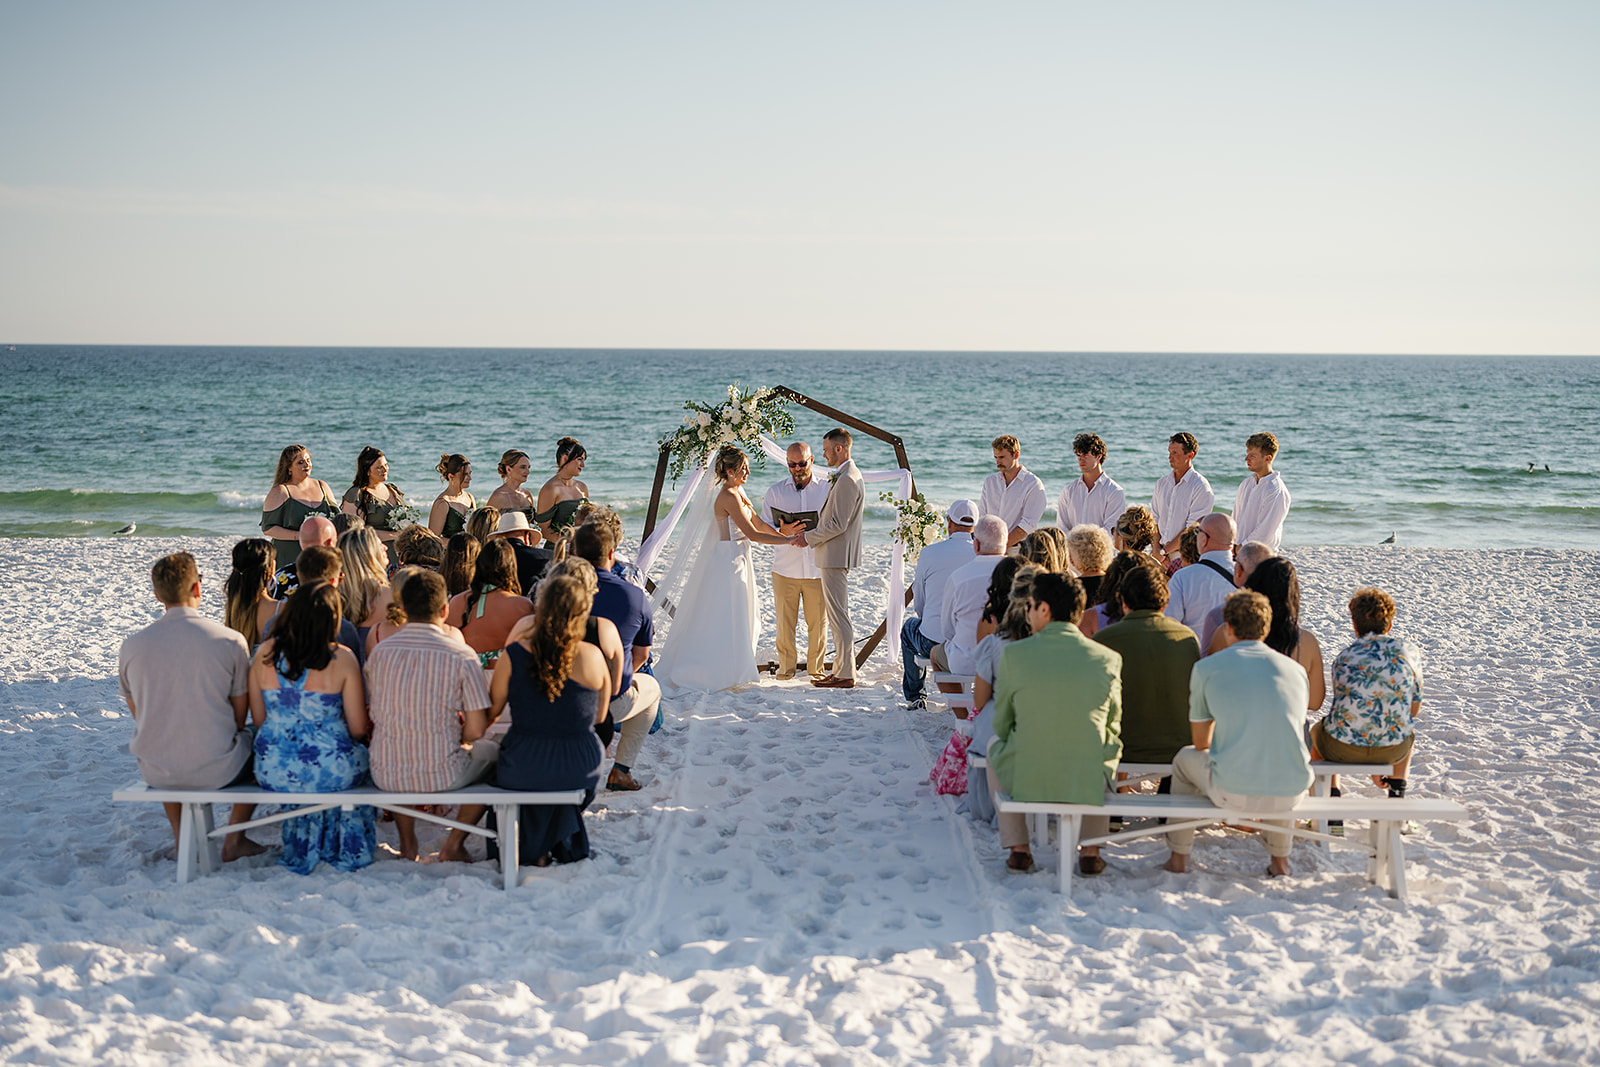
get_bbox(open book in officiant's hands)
[771,508,820,531]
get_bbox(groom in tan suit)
[798,428,865,688]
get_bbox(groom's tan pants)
[819,566,854,681]
[772,573,827,679]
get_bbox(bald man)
[1162,513,1237,632]
[270,515,338,599]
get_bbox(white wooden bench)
[113,781,584,890]
[993,789,1467,902]
[913,655,976,716]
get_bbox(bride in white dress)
[653,446,804,693]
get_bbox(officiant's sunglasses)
[787,459,811,468]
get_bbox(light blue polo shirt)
[1189,640,1313,797]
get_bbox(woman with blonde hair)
[1015,529,1067,573]
[465,505,501,545]
[1065,524,1115,607]
[428,454,476,539]
[224,537,279,648]
[1112,505,1160,555]
[260,444,338,570]
[486,573,611,865]
[337,527,391,645]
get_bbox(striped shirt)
[366,623,490,792]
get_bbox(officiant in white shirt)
[762,442,832,680]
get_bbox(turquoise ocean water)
[0,347,1595,550]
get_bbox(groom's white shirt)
[763,477,830,580]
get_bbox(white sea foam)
[215,490,267,510]
[2,536,1595,1064]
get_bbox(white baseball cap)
[946,499,977,526]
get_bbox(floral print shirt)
[1325,634,1423,748]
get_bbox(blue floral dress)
[254,667,376,874]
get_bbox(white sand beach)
[2,537,1598,1064]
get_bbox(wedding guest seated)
[900,499,976,707]
[269,515,338,599]
[1208,557,1326,711]
[1082,550,1145,636]
[1194,541,1273,651]
[931,516,1008,676]
[573,523,661,791]
[1309,587,1421,796]
[366,566,467,655]
[986,572,1122,875]
[485,573,610,866]
[441,534,480,598]
[465,505,501,545]
[338,527,392,650]
[535,437,590,541]
[490,511,553,595]
[1163,513,1236,632]
[1164,590,1312,878]
[1014,528,1068,573]
[366,570,493,860]
[1065,524,1114,608]
[1177,524,1203,567]
[262,546,366,668]
[428,454,476,539]
[396,524,445,571]
[1093,557,1199,768]
[249,583,375,874]
[540,557,625,734]
[341,446,408,567]
[448,540,535,670]
[1112,505,1159,555]
[956,564,1040,819]
[971,556,1026,661]
[331,512,364,536]
[224,537,278,650]
[118,551,262,861]
[580,504,644,588]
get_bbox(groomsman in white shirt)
[1056,433,1126,534]
[1151,432,1215,563]
[762,442,832,680]
[1231,432,1292,552]
[979,435,1046,548]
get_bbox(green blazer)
[1093,609,1201,763]
[988,621,1122,804]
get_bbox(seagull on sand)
[113,523,136,535]
[1379,532,1396,545]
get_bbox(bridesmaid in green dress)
[260,445,339,571]
[428,453,476,540]
[534,437,590,541]
[487,449,536,522]
[341,446,407,568]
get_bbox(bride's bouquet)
[879,490,944,561]
[659,383,795,480]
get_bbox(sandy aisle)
[2,538,1598,1064]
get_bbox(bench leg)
[1310,774,1329,845]
[1371,820,1390,890]
[497,804,520,890]
[176,804,197,884]
[1384,821,1408,902]
[1060,815,1080,899]
[196,804,219,874]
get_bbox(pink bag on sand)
[930,732,971,795]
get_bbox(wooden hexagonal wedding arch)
[640,386,915,676]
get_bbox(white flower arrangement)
[384,499,425,532]
[660,382,796,480]
[878,490,944,561]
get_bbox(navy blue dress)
[496,642,604,863]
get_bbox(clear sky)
[2,2,1595,353]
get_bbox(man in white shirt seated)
[1163,513,1236,632]
[900,499,977,706]
[762,441,832,680]
[1231,431,1292,553]
[1056,432,1126,534]
[1151,432,1215,565]
[979,435,1046,548]
[1164,589,1313,878]
[931,515,1008,676]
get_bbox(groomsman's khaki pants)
[819,566,854,681]
[772,573,827,679]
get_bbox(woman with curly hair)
[1112,505,1159,556]
[341,446,408,567]
[483,573,611,866]
[1065,524,1115,607]
[224,537,279,649]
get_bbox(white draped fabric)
[639,438,914,668]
